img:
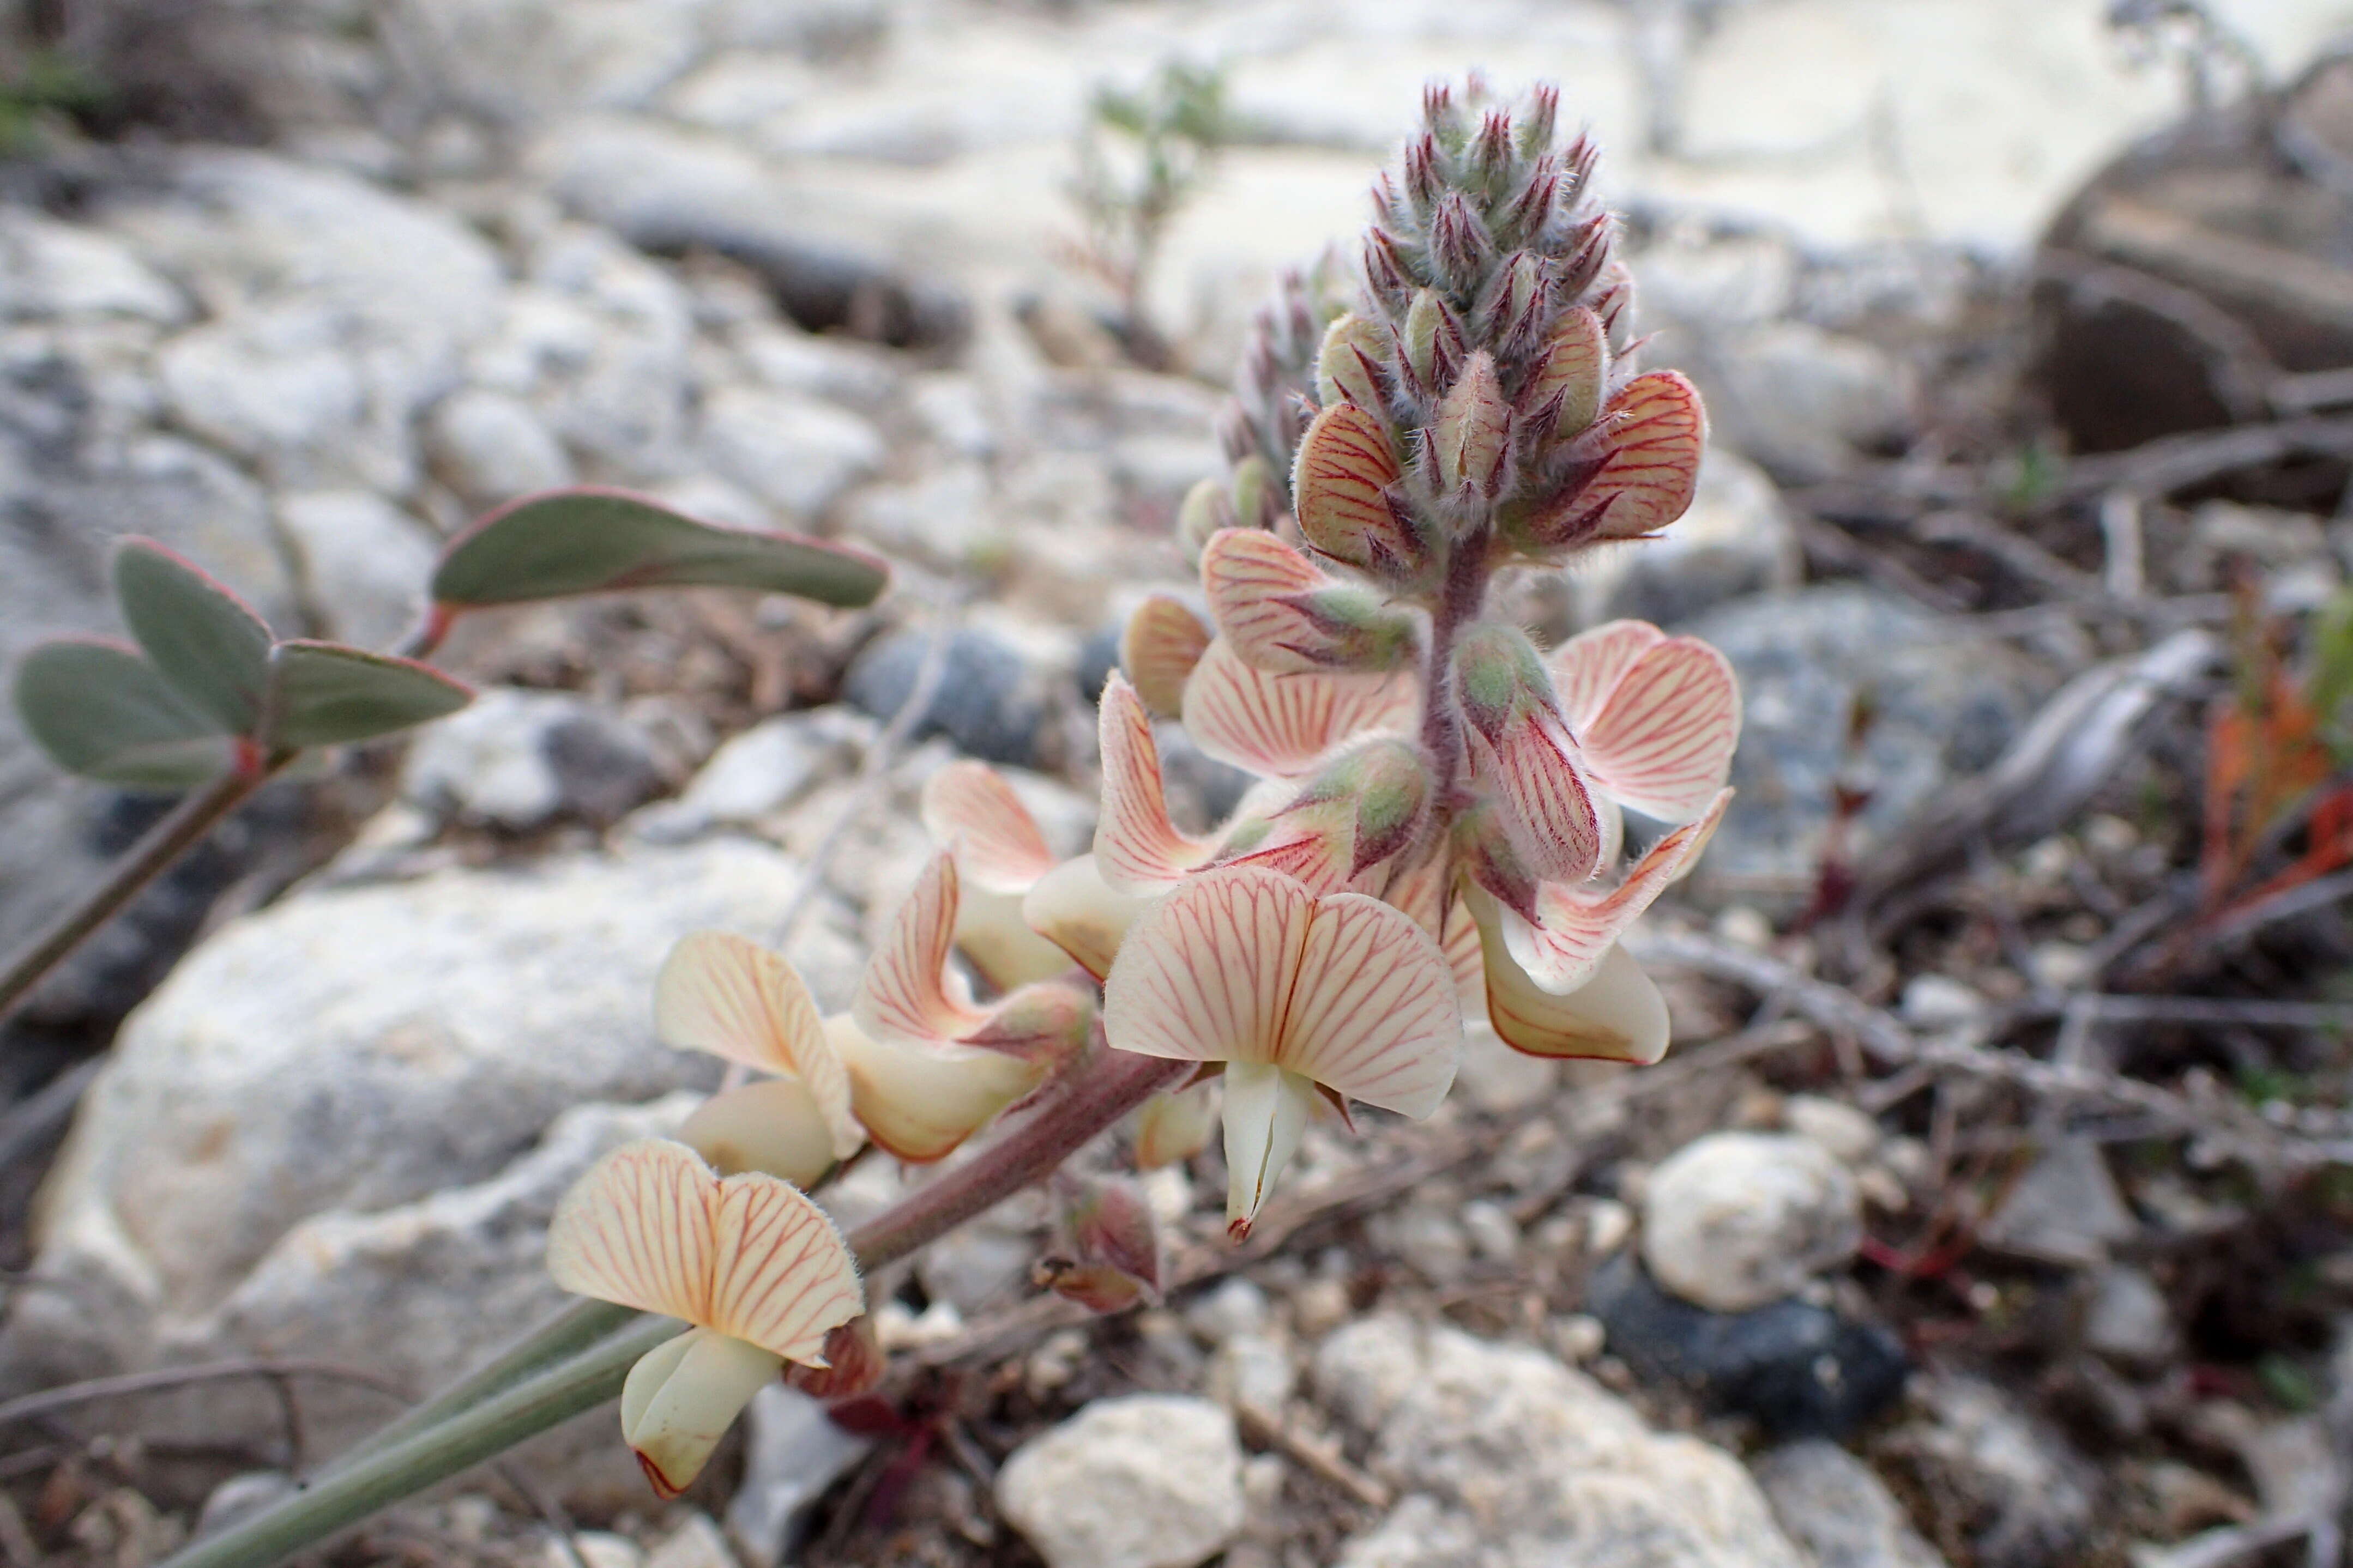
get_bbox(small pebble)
[1461,1200,1521,1264]
[1550,1313,1607,1363]
[1783,1095,1880,1165]
[1292,1276,1352,1338]
[1584,1197,1635,1256]
[1715,905,1775,949]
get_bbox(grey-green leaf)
[429,488,890,610]
[268,641,473,748]
[112,539,275,736]
[13,638,237,788]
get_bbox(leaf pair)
[19,492,894,791]
[16,542,470,788]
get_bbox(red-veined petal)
[1120,595,1211,717]
[1292,400,1411,572]
[1102,865,1460,1116]
[1503,789,1730,992]
[706,1165,865,1358]
[1095,673,1217,893]
[548,1140,862,1361]
[1548,620,1666,732]
[1203,528,1323,671]
[1576,638,1740,823]
[921,761,1056,893]
[1466,704,1604,885]
[1466,889,1670,1063]
[548,1139,717,1327]
[1572,370,1706,541]
[854,852,988,1047]
[1181,639,1413,779]
[654,933,861,1159]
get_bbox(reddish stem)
[843,1050,1189,1272]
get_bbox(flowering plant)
[165,75,1739,1565]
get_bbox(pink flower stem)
[1418,530,1493,801]
[845,1049,1190,1270]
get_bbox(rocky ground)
[11,1,2353,1566]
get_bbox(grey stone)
[1783,1096,1881,1166]
[1753,1440,1947,1568]
[1315,1316,1805,1567]
[1980,1137,2138,1267]
[628,708,872,843]
[1586,1255,1909,1442]
[1575,449,1800,628]
[113,150,508,491]
[0,213,188,324]
[532,116,963,350]
[700,385,884,518]
[274,489,438,647]
[1683,587,2049,906]
[726,1385,871,1568]
[2082,1265,2176,1367]
[1642,1132,1862,1312]
[6,836,862,1428]
[996,1395,1246,1568]
[647,1512,740,1568]
[402,688,665,829]
[1893,1376,2098,1568]
[843,627,1048,768]
[424,388,574,506]
[1704,322,1917,481]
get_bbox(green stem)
[162,1315,681,1568]
[159,1049,1190,1568]
[322,1299,638,1474]
[0,755,289,1026]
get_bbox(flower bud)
[1451,799,1541,922]
[1483,250,1549,356]
[1399,289,1461,401]
[1230,453,1280,531]
[1134,1077,1220,1169]
[1202,528,1416,675]
[1314,312,1387,413]
[1594,257,1638,353]
[1292,401,1421,579]
[1178,474,1238,561]
[1524,306,1608,441]
[785,1316,886,1402]
[1428,192,1493,295]
[1287,738,1432,877]
[1452,620,1603,885]
[1037,1173,1163,1313]
[1433,352,1511,499]
[1520,371,1704,552]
